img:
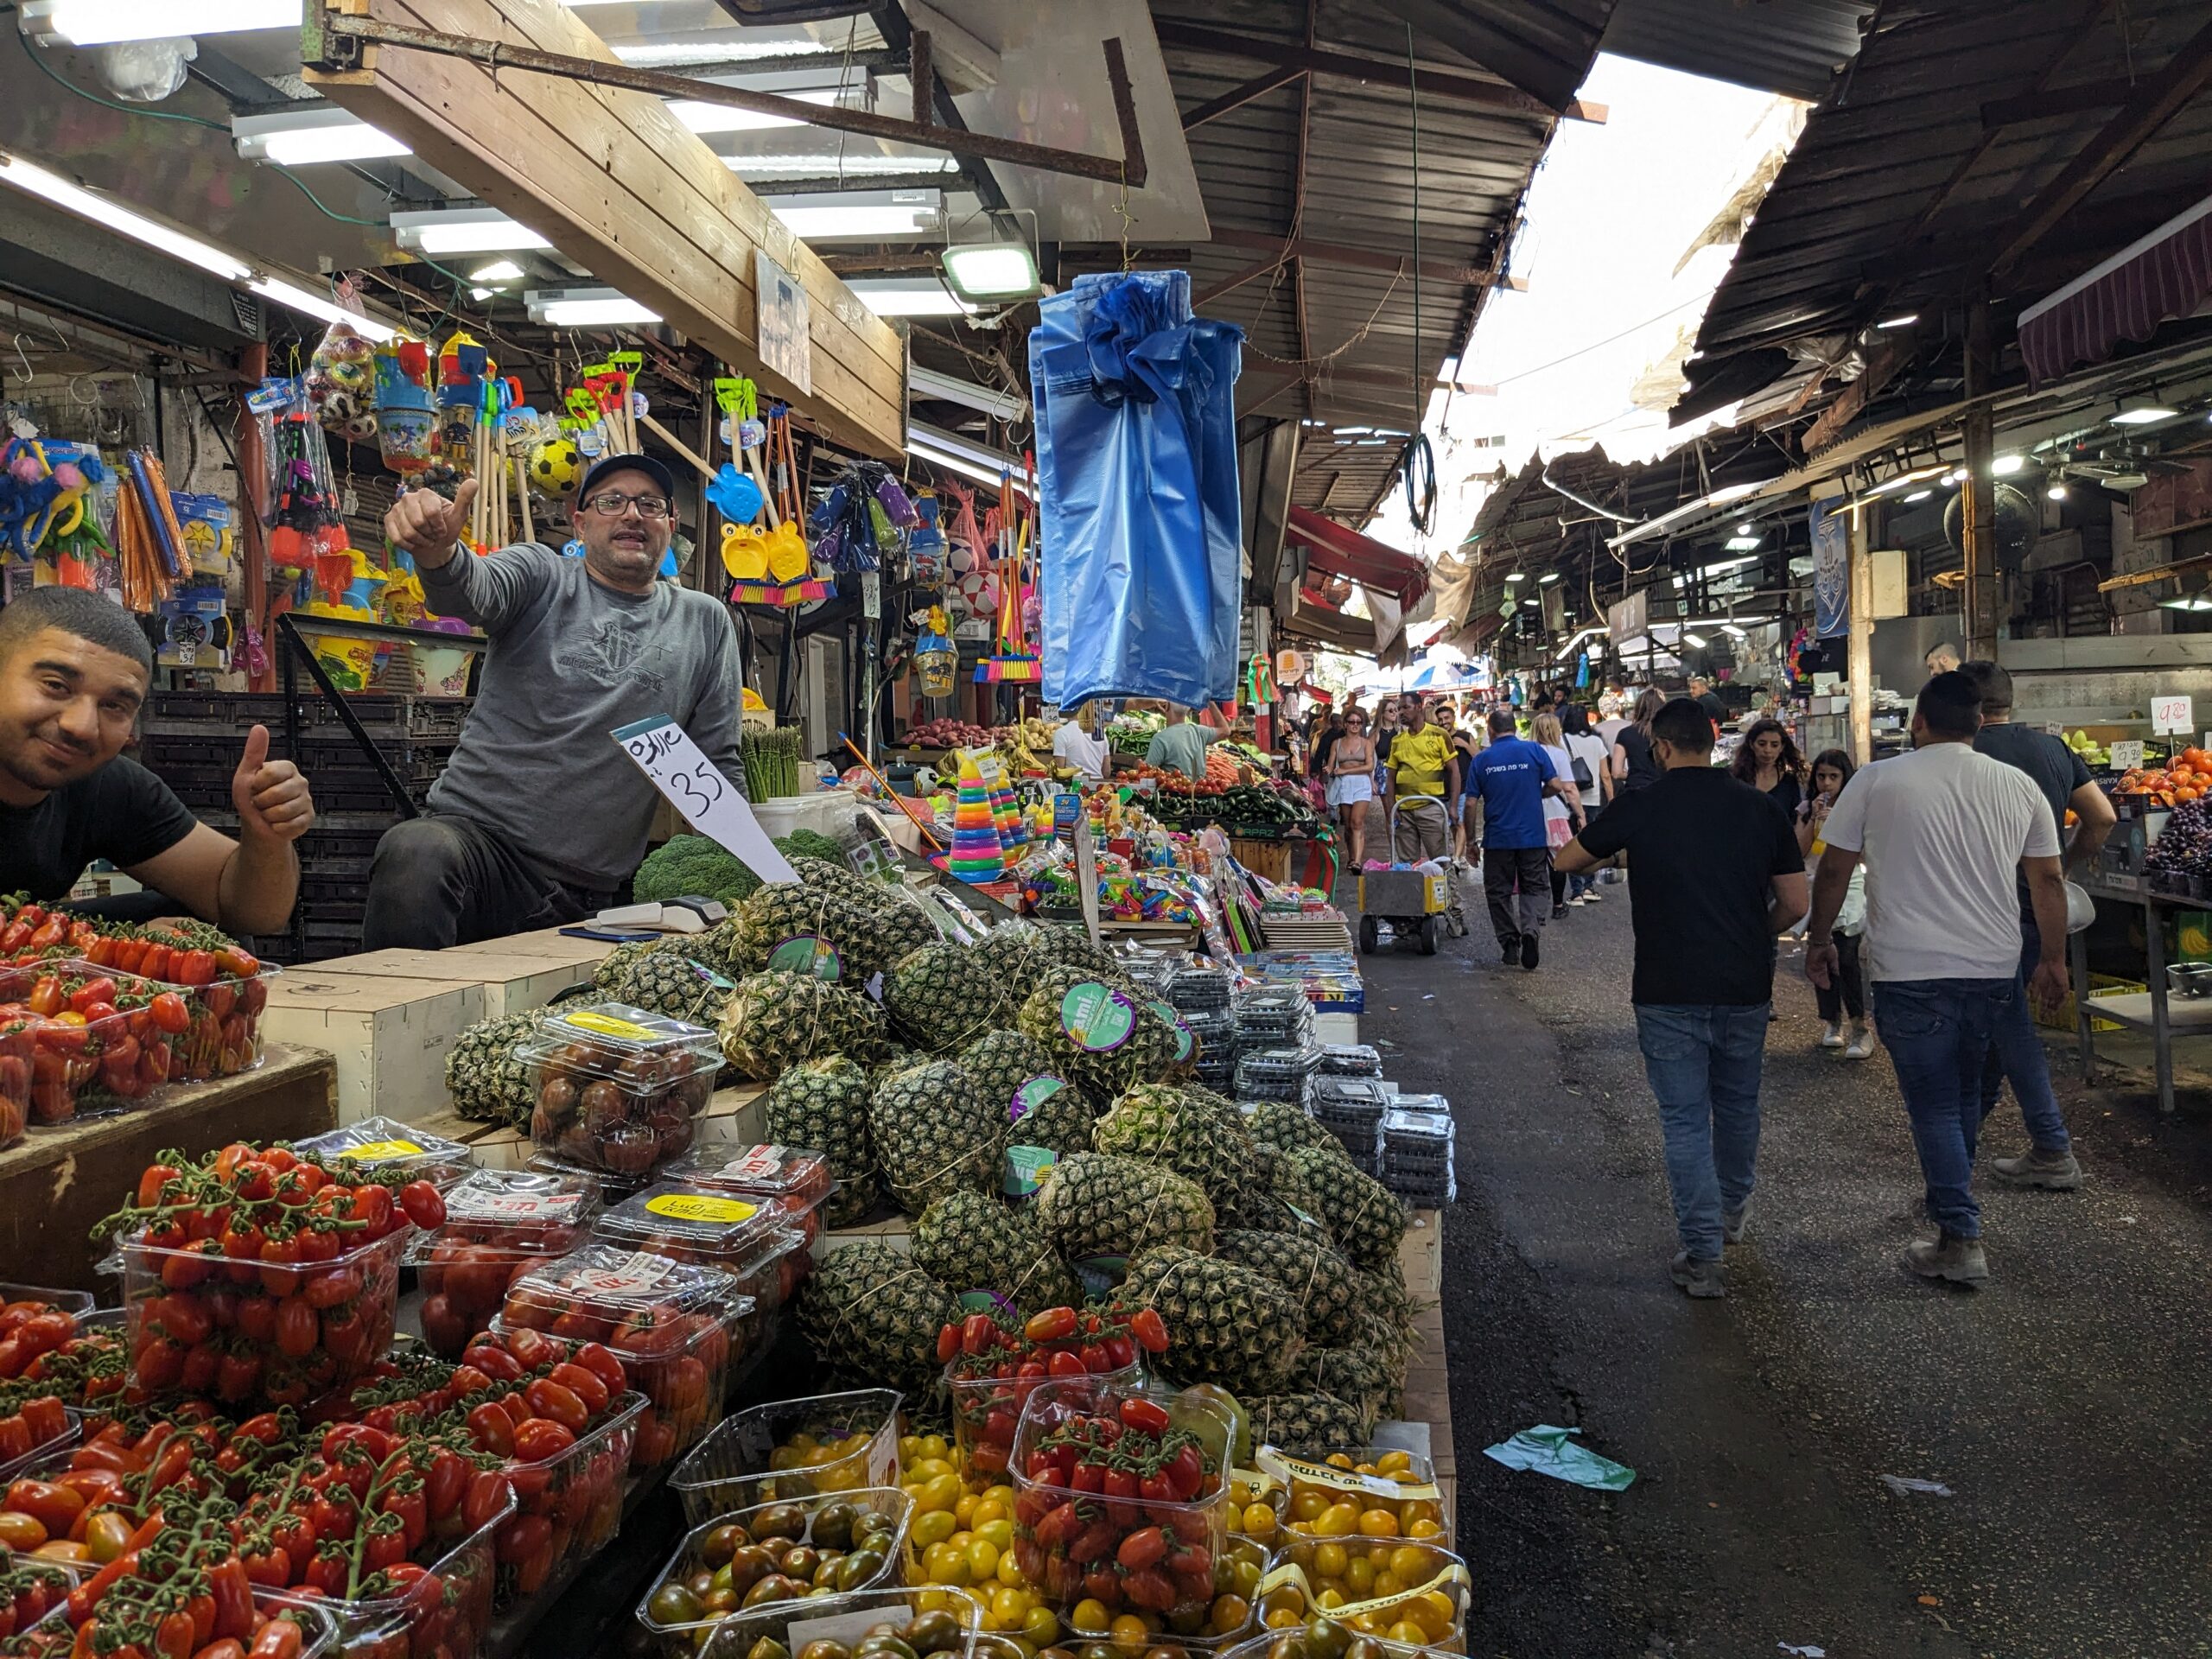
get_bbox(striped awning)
[2019,194,2212,389]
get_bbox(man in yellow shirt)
[1383,694,1458,862]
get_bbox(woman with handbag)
[1797,747,1872,1058]
[1560,704,1612,905]
[1530,712,1586,918]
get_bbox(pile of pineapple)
[445,848,1421,1459]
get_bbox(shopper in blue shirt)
[1467,708,1575,969]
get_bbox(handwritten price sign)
[613,715,797,886]
[2152,694,2194,735]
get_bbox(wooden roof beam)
[1180,64,1306,130]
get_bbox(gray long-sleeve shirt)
[421,543,747,888]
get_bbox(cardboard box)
[308,947,598,1019]
[1399,1207,1443,1300]
[260,973,486,1125]
[443,927,624,968]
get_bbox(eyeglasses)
[582,491,672,519]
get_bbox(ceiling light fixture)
[1682,632,1709,648]
[2161,596,2212,612]
[1875,313,1918,328]
[909,364,1027,423]
[2111,405,2177,425]
[391,209,550,256]
[524,288,660,327]
[2047,483,2069,500]
[1724,535,1762,551]
[941,239,1042,305]
[1993,454,2024,475]
[846,278,976,318]
[1720,623,1748,639]
[670,87,840,137]
[251,276,397,342]
[29,0,296,44]
[613,38,836,66]
[467,259,524,284]
[0,151,250,281]
[1539,572,1560,583]
[728,153,958,181]
[232,109,410,166]
[1503,572,1525,583]
[1904,489,1932,503]
[765,189,942,241]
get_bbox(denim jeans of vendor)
[1875,976,2026,1238]
[1633,1003,1769,1261]
[1977,915,2073,1152]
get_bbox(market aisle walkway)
[1361,887,2212,1658]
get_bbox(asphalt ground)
[1355,875,2212,1659]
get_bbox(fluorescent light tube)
[0,152,251,281]
[233,111,409,166]
[525,289,660,327]
[909,365,1027,422]
[1993,454,2024,475]
[391,210,551,256]
[1682,632,1708,648]
[765,190,941,241]
[728,153,958,181]
[468,259,524,284]
[1876,313,1917,328]
[251,277,397,342]
[1725,535,1762,550]
[1539,572,1560,583]
[2111,407,2176,425]
[36,0,297,44]
[847,278,974,317]
[1903,489,1932,503]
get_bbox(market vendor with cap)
[0,586,314,931]
[365,453,747,949]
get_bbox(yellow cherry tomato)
[1374,1451,1413,1475]
[1243,1503,1278,1540]
[912,1510,958,1548]
[1313,1542,1348,1580]
[1316,1590,1346,1611]
[976,1519,1014,1553]
[1315,1503,1360,1538]
[995,1549,1027,1587]
[1071,1599,1111,1634]
[972,1496,1008,1526]
[1357,1509,1400,1539]
[1414,1590,1459,1638]
[1264,1607,1303,1630]
[1021,1606,1061,1645]
[1108,1613,1151,1649]
[1371,1571,1405,1600]
[1343,1558,1376,1596]
[1407,1517,1444,1541]
[917,1434,950,1462]
[955,1491,979,1525]
[1324,1453,1356,1471]
[1290,1491,1330,1523]
[1388,1623,1428,1646]
[920,1473,963,1515]
[1212,1594,1252,1635]
[967,1538,1001,1580]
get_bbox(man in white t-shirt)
[1052,705,1111,782]
[1806,672,2068,1286]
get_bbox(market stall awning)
[1285,508,1429,608]
[2019,194,2212,389]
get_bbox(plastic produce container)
[0,1403,79,1490]
[1318,1045,1382,1077]
[1257,1448,1450,1548]
[295,1115,477,1191]
[410,1167,601,1357]
[0,1285,95,1318]
[0,959,162,1126]
[1256,1535,1471,1650]
[690,1586,983,1659]
[493,1389,645,1607]
[636,1487,915,1656]
[265,1491,508,1659]
[1009,1376,1236,1627]
[497,1246,747,1471]
[654,1145,837,1249]
[0,1556,83,1644]
[949,1357,1140,1489]
[521,1002,721,1179]
[117,1220,406,1400]
[671,1389,903,1527]
[8,1592,336,1659]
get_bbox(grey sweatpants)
[1483,844,1551,944]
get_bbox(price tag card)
[2111,739,2145,771]
[2153,694,2195,735]
[613,715,797,885]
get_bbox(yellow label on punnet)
[645,1192,758,1224]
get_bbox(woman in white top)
[1052,703,1110,782]
[1796,747,1872,1058]
[1529,712,1586,920]
[1327,704,1378,868]
[1559,704,1612,906]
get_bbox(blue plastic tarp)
[1031,270,1243,710]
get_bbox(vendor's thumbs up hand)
[385,479,479,563]
[232,724,315,845]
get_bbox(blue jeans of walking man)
[1634,1004,1770,1261]
[1876,977,2026,1238]
[1978,915,2073,1152]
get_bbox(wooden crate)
[1230,837,1294,883]
[261,972,486,1126]
[0,1046,337,1294]
[308,947,600,1019]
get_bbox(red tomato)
[524,1380,588,1433]
[511,1419,576,1464]
[396,1180,446,1230]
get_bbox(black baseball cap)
[575,451,677,503]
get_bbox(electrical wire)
[16,30,226,130]
[1402,22,1434,537]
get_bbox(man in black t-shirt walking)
[1558,698,1808,1298]
[1961,660,2112,1190]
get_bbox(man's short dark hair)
[0,587,153,677]
[1650,696,1716,753]
[1487,708,1518,738]
[1917,670,1985,739]
[1959,658,2013,715]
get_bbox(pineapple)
[687,918,767,982]
[884,944,1012,1053]
[1285,1147,1406,1271]
[1244,1391,1376,1459]
[1092,1084,1260,1203]
[959,1030,1062,1113]
[798,1241,959,1402]
[874,897,943,969]
[1216,1142,1333,1239]
[1003,1077,1097,1157]
[736,883,889,982]
[1297,1344,1393,1418]
[591,941,656,995]
[912,1191,1082,1312]
[1243,1100,1349,1162]
[764,1056,880,1224]
[1017,964,1176,1108]
[600,941,735,1027]
[716,971,887,1080]
[789,854,883,909]
[1033,1154,1214,1262]
[866,1058,1002,1215]
[1121,1245,1305,1398]
[445,1012,537,1127]
[1212,1230,1363,1345]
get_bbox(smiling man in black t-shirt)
[0,587,314,931]
[1557,696,1808,1299]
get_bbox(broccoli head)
[633,835,764,906]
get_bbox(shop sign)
[1606,588,1648,641]
[1811,500,1850,639]
[755,250,812,396]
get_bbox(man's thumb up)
[231,724,316,843]
[236,722,270,783]
[448,477,480,537]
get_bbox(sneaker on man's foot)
[1500,938,1519,965]
[1670,1252,1726,1298]
[1521,933,1540,971]
[1843,1026,1876,1060]
[1819,1020,1845,1049]
[1551,903,1569,919]
[1992,1147,2084,1190]
[1722,1198,1751,1246]
[1905,1231,1988,1284]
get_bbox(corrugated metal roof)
[1600,0,1872,100]
[1679,0,2212,425]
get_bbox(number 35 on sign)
[613,715,797,884]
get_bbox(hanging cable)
[1402,24,1436,536]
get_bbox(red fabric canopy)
[1286,507,1429,608]
[2019,194,2212,389]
